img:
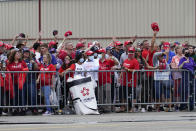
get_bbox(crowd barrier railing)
[0,69,196,113]
[132,69,195,111]
[0,71,60,110]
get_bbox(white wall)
[0,0,195,45]
[0,0,38,39]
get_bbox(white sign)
[154,72,170,80]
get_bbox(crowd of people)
[0,30,196,115]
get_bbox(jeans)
[14,84,26,106]
[24,80,36,106]
[98,83,111,110]
[154,80,173,100]
[41,86,51,112]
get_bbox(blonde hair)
[43,53,52,63]
[175,45,182,54]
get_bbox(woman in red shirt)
[58,55,74,108]
[36,53,56,115]
[7,50,28,107]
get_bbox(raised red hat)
[124,40,133,46]
[64,30,72,37]
[88,42,93,48]
[98,48,106,53]
[85,50,94,56]
[49,41,56,48]
[0,42,4,47]
[128,47,136,52]
[163,42,170,50]
[5,44,13,50]
[115,41,122,46]
[76,42,85,49]
[151,22,159,32]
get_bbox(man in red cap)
[98,48,118,112]
[119,47,139,112]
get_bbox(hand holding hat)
[151,22,159,32]
[53,30,58,36]
[64,30,72,37]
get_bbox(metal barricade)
[1,69,195,114]
[0,71,60,111]
[131,69,194,112]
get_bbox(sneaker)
[2,112,8,116]
[42,111,51,116]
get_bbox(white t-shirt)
[74,63,86,77]
[83,59,99,81]
[35,51,41,61]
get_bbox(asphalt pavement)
[1,112,196,131]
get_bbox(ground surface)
[1,112,196,131]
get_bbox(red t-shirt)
[7,61,28,84]
[59,66,74,80]
[148,50,156,66]
[146,50,156,76]
[40,64,56,86]
[98,59,115,86]
[58,50,75,61]
[142,49,149,60]
[121,58,139,87]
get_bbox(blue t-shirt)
[162,50,175,64]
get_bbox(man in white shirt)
[83,51,99,81]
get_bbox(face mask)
[98,54,102,59]
[79,58,84,63]
[94,53,98,57]
[185,53,190,57]
[105,54,109,59]
[89,56,94,61]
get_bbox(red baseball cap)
[88,42,93,48]
[98,48,106,53]
[49,41,56,48]
[151,22,159,32]
[128,47,136,52]
[85,50,94,56]
[0,42,4,47]
[5,44,13,50]
[163,42,170,50]
[76,42,85,49]
[124,40,133,47]
[115,41,122,46]
[64,30,72,37]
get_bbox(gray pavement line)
[1,121,196,131]
[0,123,135,131]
